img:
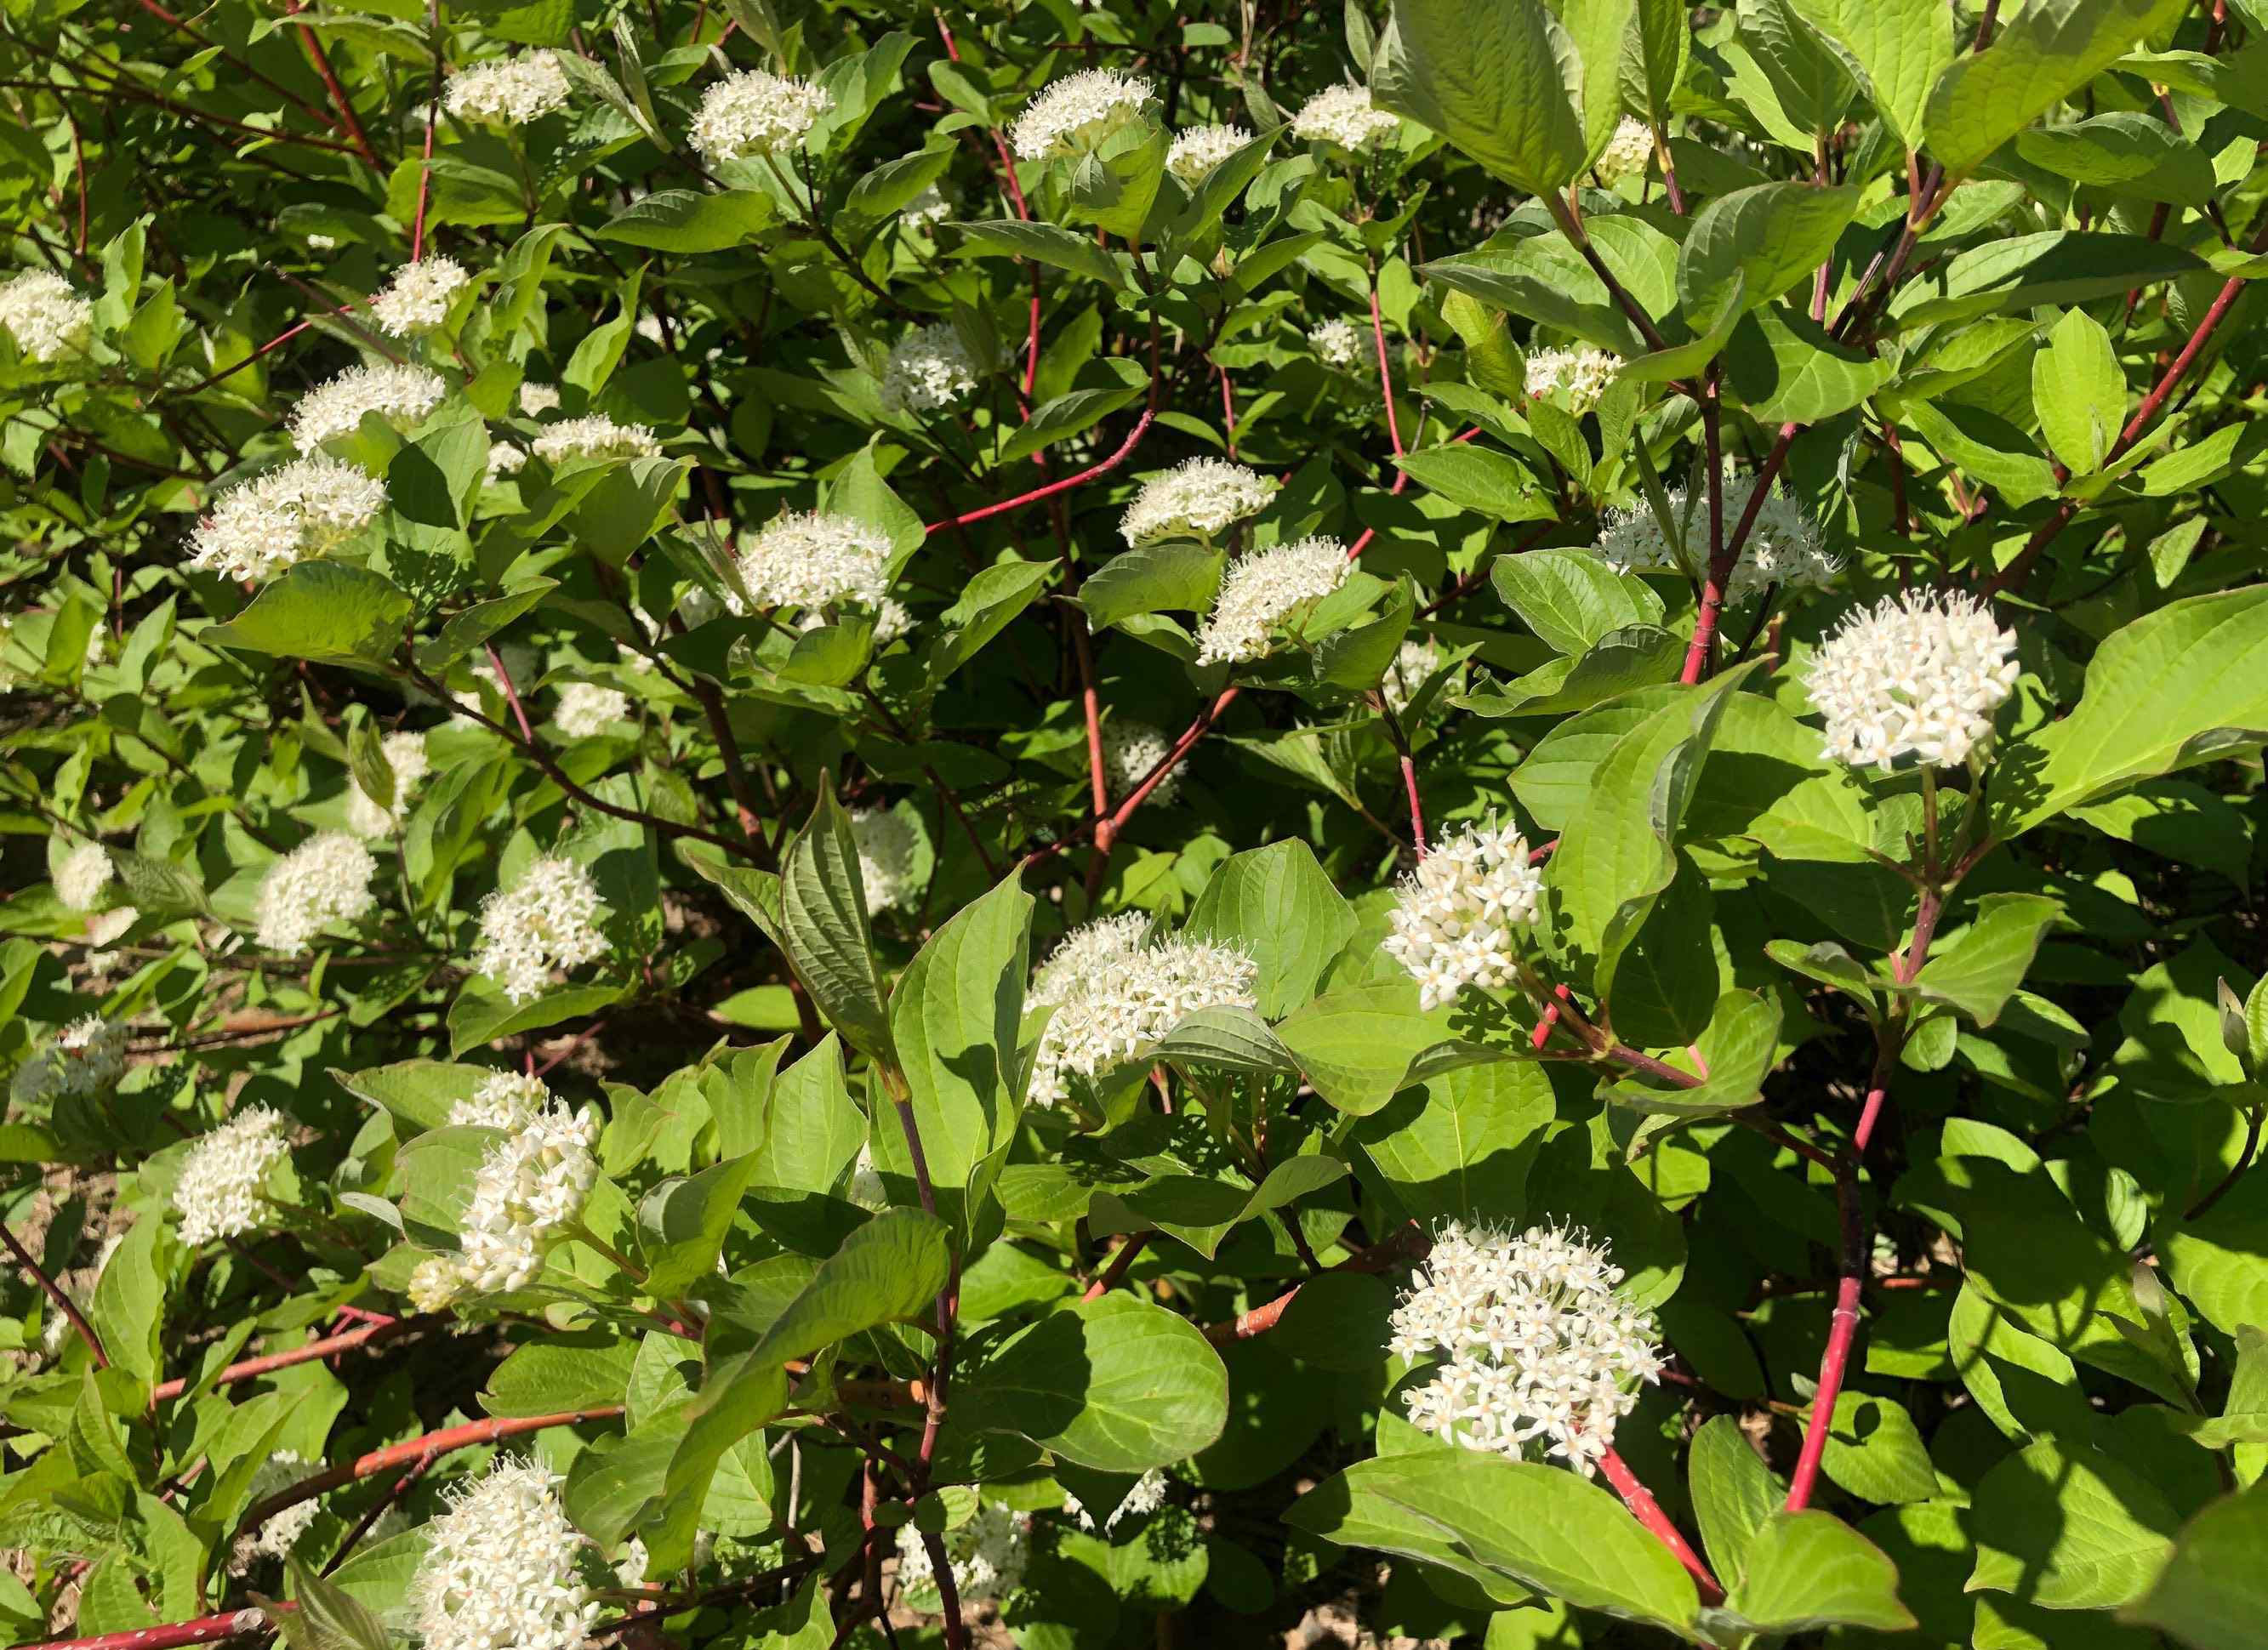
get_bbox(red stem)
[1204,1222,1428,1344]
[151,1315,422,1404]
[1679,419,1797,683]
[1598,1446,1724,1605]
[282,0,381,169]
[1,1219,107,1368]
[1369,280,1404,457]
[1082,1232,1148,1301]
[926,406,1154,535]
[1022,687,1240,870]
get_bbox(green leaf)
[1992,587,2268,836]
[1370,0,1588,196]
[926,556,1053,685]
[2032,308,2126,475]
[2124,1477,2268,1649]
[447,981,620,1057]
[271,1558,388,1650]
[1348,1060,1553,1223]
[1423,243,1646,357]
[952,219,1127,286]
[778,778,895,1062]
[638,1152,765,1298]
[1604,988,1781,1115]
[1925,0,2187,179]
[1149,1004,1302,1077]
[1888,231,2205,329]
[1818,1391,1941,1504]
[1784,0,1952,149]
[1091,1154,1349,1259]
[204,562,410,668]
[1076,543,1224,631]
[413,580,556,673]
[1314,586,1416,692]
[1171,125,1281,242]
[1677,182,1861,323]
[88,1219,162,1388]
[844,144,955,223]
[1727,1511,1917,1635]
[1393,443,1554,524]
[1969,1438,2179,1609]
[996,386,1143,465]
[1491,548,1665,657]
[1904,893,2061,1026]
[1184,840,1359,1020]
[957,1294,1229,1471]
[485,1334,640,1418]
[595,189,776,253]
[2017,112,2220,206]
[1724,307,1897,424]
[1286,1452,1701,1637]
[1275,980,1445,1115]
[569,458,691,566]
[1736,0,1857,138]
[1689,1414,1784,1582]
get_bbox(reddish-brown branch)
[1082,1233,1149,1301]
[282,0,380,168]
[1,1219,107,1368]
[1022,686,1240,871]
[1598,1447,1724,1605]
[151,1315,423,1404]
[926,406,1155,535]
[128,0,342,134]
[1204,1223,1428,1344]
[1680,418,1798,682]
[1369,279,1405,457]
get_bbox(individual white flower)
[306,232,339,253]
[1806,589,2020,772]
[1524,347,1619,415]
[1063,1468,1170,1533]
[1590,473,1838,601]
[634,314,667,346]
[1382,820,1542,1012]
[83,906,138,952]
[879,322,981,415]
[902,185,953,230]
[445,51,572,126]
[188,458,388,582]
[1011,69,1153,161]
[519,381,561,417]
[1393,1220,1663,1477]
[1291,82,1400,151]
[485,440,526,483]
[1101,718,1180,805]
[1380,637,1444,716]
[1027,919,1257,1109]
[531,414,661,464]
[732,510,892,616]
[173,1105,292,1246]
[10,1016,128,1106]
[473,856,609,1004]
[1119,458,1274,546]
[55,842,114,910]
[450,1070,553,1131]
[1308,316,1367,372]
[231,1452,316,1573]
[368,257,473,338]
[552,681,630,738]
[455,1105,601,1293]
[896,1503,1031,1605]
[408,1253,468,1313]
[1593,117,1655,188]
[0,270,93,362]
[692,69,834,164]
[409,1459,601,1650]
[288,361,448,449]
[1194,536,1353,665]
[1166,123,1251,182]
[254,832,378,953]
[852,807,922,914]
[345,730,431,838]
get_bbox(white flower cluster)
[288,362,448,449]
[407,1253,466,1314]
[230,1452,316,1573]
[519,381,561,416]
[1166,123,1251,182]
[880,322,980,414]
[1524,346,1618,414]
[173,1105,291,1246]
[369,257,472,338]
[1063,1468,1170,1533]
[188,458,388,582]
[902,185,953,230]
[11,1016,128,1106]
[1120,458,1275,546]
[1593,117,1655,188]
[1382,820,1542,1011]
[852,806,921,913]
[0,270,94,362]
[55,841,114,909]
[445,51,572,125]
[1102,718,1179,805]
[1291,82,1400,151]
[453,1105,601,1293]
[1195,537,1352,665]
[450,1070,553,1131]
[1308,316,1367,372]
[474,856,609,1004]
[1380,637,1444,716]
[531,415,661,464]
[692,70,834,164]
[1011,69,1152,160]
[1027,915,1257,1108]
[1393,1221,1664,1476]
[255,832,378,953]
[733,510,892,616]
[552,681,630,738]
[486,441,525,482]
[409,1459,601,1650]
[895,1502,1031,1604]
[1591,475,1839,600]
[346,729,430,838]
[1807,589,2020,771]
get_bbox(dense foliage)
[5,0,2268,1644]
